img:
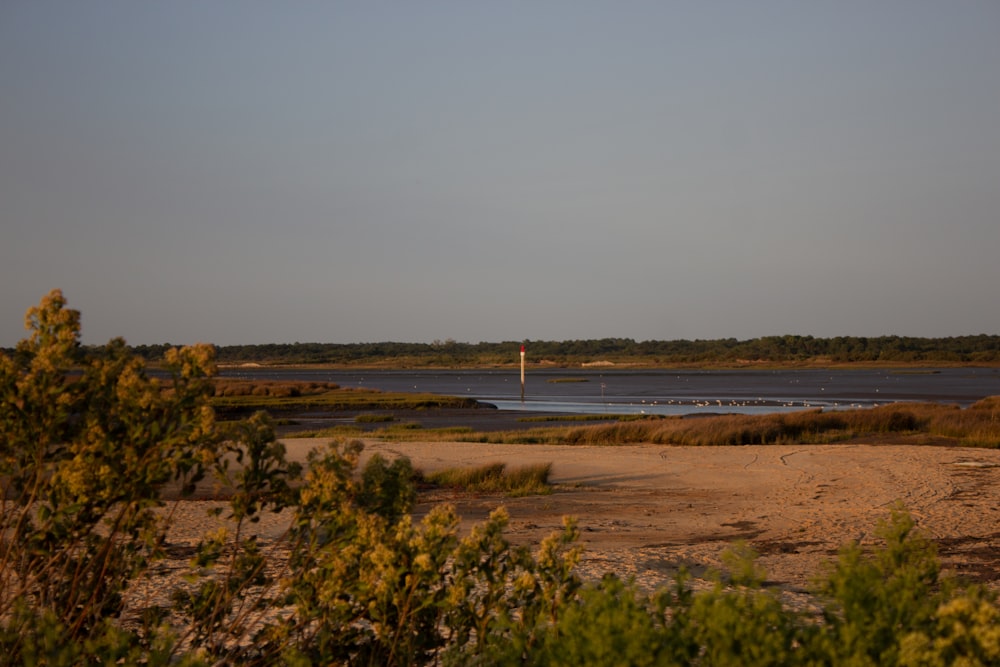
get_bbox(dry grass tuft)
[424,461,553,496]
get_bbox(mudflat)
[165,439,1000,604]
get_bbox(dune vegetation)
[5,290,1000,665]
[423,461,554,497]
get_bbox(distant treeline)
[119,334,1000,367]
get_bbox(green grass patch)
[211,382,480,412]
[372,424,478,440]
[355,413,395,423]
[385,421,423,431]
[423,461,553,496]
[285,425,365,438]
[286,424,478,440]
[546,377,589,383]
[423,425,475,435]
[212,378,340,398]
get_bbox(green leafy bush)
[355,412,395,423]
[1,290,220,661]
[808,505,954,665]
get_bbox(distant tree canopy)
[118,334,1000,367]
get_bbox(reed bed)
[551,399,1000,447]
[437,398,1000,448]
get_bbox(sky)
[2,2,999,347]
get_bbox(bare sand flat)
[162,439,1000,603]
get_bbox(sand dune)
[159,439,1000,605]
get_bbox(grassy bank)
[485,397,1000,448]
[209,378,481,412]
[298,397,1000,449]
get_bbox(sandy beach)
[161,438,1000,604]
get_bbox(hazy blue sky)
[2,2,999,346]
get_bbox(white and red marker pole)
[520,344,526,402]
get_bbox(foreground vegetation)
[4,290,1000,665]
[117,334,1000,367]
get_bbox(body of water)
[219,367,1000,417]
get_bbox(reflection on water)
[219,367,1000,416]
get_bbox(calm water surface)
[219,368,1000,416]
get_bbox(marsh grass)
[284,400,1000,448]
[417,400,1000,448]
[549,400,1000,447]
[212,378,339,397]
[210,380,480,412]
[420,425,475,436]
[355,413,394,423]
[423,461,553,496]
[385,421,422,431]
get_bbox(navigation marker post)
[520,344,526,402]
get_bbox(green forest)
[122,334,1000,367]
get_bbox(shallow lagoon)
[219,367,1000,416]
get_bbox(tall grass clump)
[355,412,395,423]
[558,411,851,446]
[425,461,553,496]
[930,397,1000,446]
